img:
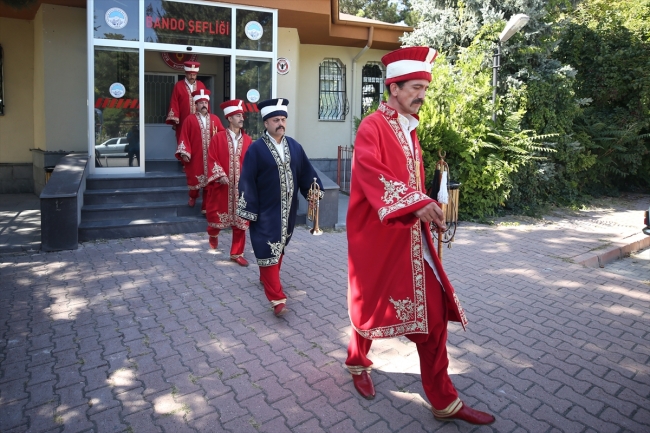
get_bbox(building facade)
[0,0,409,194]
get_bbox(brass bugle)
[307,177,323,236]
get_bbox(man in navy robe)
[237,98,323,317]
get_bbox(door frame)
[87,0,278,175]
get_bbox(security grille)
[361,62,384,116]
[319,58,348,121]
[144,74,175,123]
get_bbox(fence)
[337,146,353,195]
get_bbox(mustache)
[411,98,425,105]
[275,126,285,132]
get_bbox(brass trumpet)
[307,177,323,236]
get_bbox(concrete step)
[78,215,207,242]
[86,172,187,190]
[83,186,191,205]
[81,200,203,221]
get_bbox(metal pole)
[491,42,501,123]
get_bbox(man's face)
[186,72,197,84]
[196,99,209,114]
[228,113,245,129]
[264,116,287,135]
[390,79,430,115]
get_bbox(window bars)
[144,74,176,123]
[361,62,384,116]
[319,58,348,121]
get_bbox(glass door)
[93,47,141,168]
[236,58,271,139]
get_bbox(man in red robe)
[175,89,224,210]
[346,46,495,426]
[205,99,252,266]
[166,61,207,144]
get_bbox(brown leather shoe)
[209,237,218,249]
[352,371,375,400]
[231,256,249,267]
[188,197,196,207]
[434,404,495,425]
[273,303,288,317]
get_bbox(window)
[319,58,347,121]
[361,62,384,116]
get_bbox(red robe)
[347,102,468,340]
[175,113,224,191]
[206,129,252,231]
[166,79,207,142]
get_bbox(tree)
[0,0,36,9]
[338,0,412,24]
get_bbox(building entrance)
[88,0,277,175]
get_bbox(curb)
[576,233,650,268]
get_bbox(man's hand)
[181,155,190,163]
[414,202,446,231]
[171,124,177,131]
[218,176,229,185]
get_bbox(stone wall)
[0,163,34,193]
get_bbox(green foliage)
[338,0,412,24]
[404,0,650,216]
[554,0,650,191]
[0,0,36,9]
[417,33,556,221]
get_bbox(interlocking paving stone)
[2,198,650,433]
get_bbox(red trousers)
[188,188,208,212]
[259,255,286,306]
[346,263,459,411]
[207,227,246,258]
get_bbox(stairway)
[78,165,207,242]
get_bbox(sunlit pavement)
[1,195,649,432]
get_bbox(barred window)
[361,62,384,116]
[319,58,348,121]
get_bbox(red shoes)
[209,237,218,249]
[188,197,196,207]
[273,303,288,317]
[434,403,495,425]
[231,256,249,267]
[351,371,375,400]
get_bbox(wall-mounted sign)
[245,21,263,40]
[277,58,290,75]
[144,0,232,48]
[146,17,230,35]
[161,53,198,71]
[246,89,260,103]
[105,8,128,30]
[109,83,126,98]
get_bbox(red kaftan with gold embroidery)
[165,79,207,143]
[347,102,468,340]
[205,130,252,231]
[175,113,224,191]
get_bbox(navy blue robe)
[237,134,323,266]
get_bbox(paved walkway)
[1,194,649,432]
[0,194,41,254]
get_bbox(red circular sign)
[161,52,198,71]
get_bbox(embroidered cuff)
[207,163,227,183]
[378,191,429,222]
[237,208,257,221]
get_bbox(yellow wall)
[295,44,386,159]
[0,18,35,163]
[33,4,86,152]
